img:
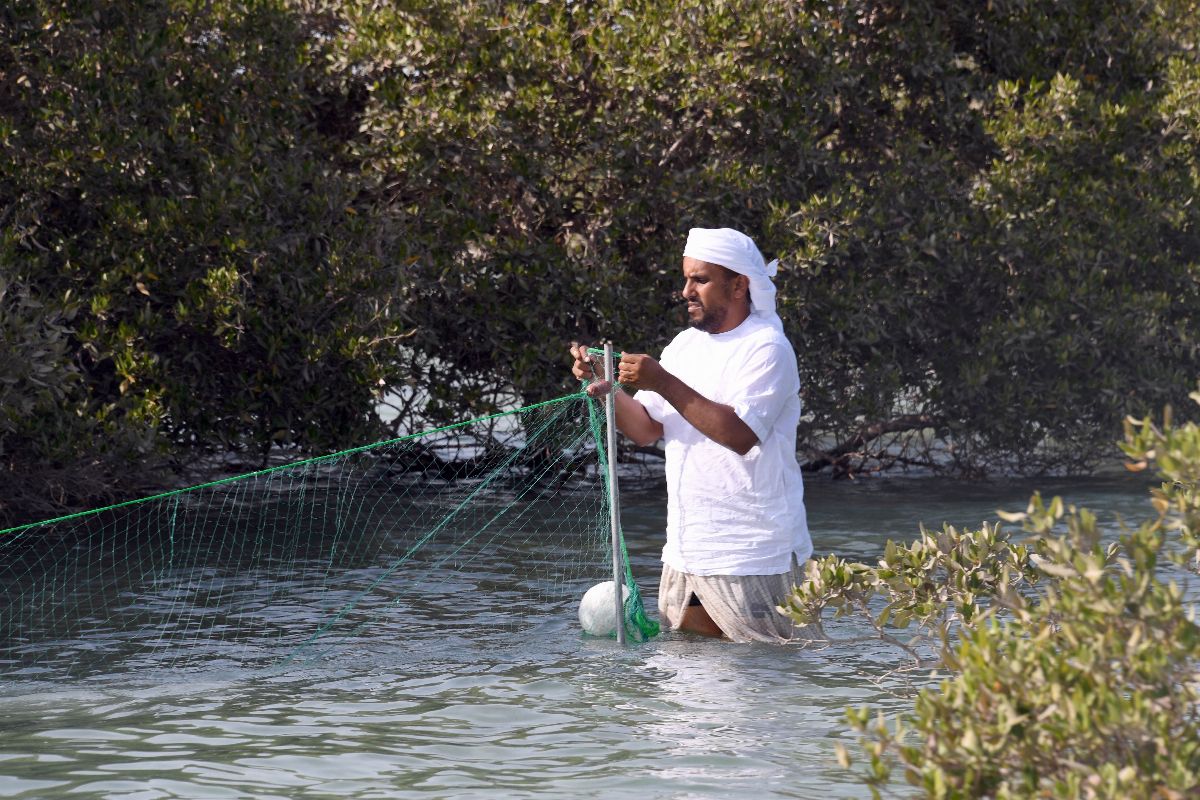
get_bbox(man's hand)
[620,353,758,455]
[574,344,753,453]
[569,342,612,397]
[617,353,668,393]
[569,341,663,445]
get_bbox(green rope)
[585,387,660,642]
[0,381,660,678]
[282,397,591,664]
[0,391,587,537]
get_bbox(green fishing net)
[0,392,658,680]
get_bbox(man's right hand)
[569,342,612,397]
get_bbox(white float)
[578,580,629,637]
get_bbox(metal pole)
[603,341,626,645]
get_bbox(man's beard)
[687,303,727,333]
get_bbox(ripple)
[0,476,1162,798]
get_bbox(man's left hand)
[617,353,668,392]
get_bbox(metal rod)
[603,341,626,645]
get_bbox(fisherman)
[570,227,811,642]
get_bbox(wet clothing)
[658,556,806,643]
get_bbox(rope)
[0,391,588,537]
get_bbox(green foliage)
[1,0,405,524]
[0,277,155,520]
[5,0,1200,522]
[775,2,1200,473]
[797,394,1200,798]
[327,0,1200,473]
[1123,388,1200,571]
[781,522,1036,665]
[0,277,78,432]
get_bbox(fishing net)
[0,391,658,681]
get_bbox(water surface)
[0,473,1167,799]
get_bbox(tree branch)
[802,414,938,473]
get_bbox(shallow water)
[0,473,1172,799]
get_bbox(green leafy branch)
[811,390,1200,798]
[781,521,1037,668]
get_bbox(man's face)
[681,257,748,334]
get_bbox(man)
[570,227,812,642]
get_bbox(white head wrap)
[682,227,782,331]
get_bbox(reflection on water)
[0,473,1174,799]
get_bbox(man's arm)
[610,388,664,446]
[569,343,664,446]
[617,353,758,456]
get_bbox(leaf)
[1032,557,1077,579]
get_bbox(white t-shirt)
[634,315,812,576]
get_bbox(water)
[0,473,1169,799]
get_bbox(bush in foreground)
[784,390,1200,798]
